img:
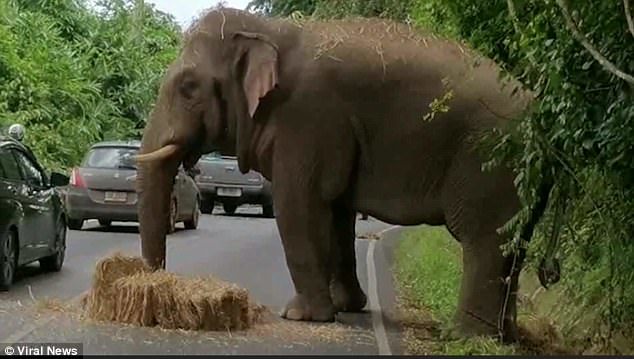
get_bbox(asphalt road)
[0,206,406,355]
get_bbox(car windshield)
[83,146,139,169]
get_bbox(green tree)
[87,0,181,135]
[247,0,316,16]
[248,0,413,20]
[0,0,181,171]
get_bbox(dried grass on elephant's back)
[81,253,264,331]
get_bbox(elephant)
[134,8,551,342]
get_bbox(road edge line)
[2,290,89,345]
[367,225,399,356]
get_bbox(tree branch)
[556,0,634,84]
[506,0,538,67]
[624,0,634,39]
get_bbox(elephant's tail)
[517,175,561,288]
[519,175,554,245]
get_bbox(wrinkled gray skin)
[135,8,536,342]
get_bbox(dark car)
[64,140,201,233]
[0,135,69,291]
[195,152,274,217]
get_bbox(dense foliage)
[424,2,634,352]
[249,0,414,21]
[0,0,181,172]
[416,2,634,351]
[251,0,634,352]
[248,0,316,17]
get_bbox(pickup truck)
[194,152,274,217]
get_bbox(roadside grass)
[394,227,462,324]
[393,226,567,355]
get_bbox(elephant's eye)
[180,78,199,100]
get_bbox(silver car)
[195,152,274,217]
[64,140,201,232]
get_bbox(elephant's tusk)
[135,144,180,162]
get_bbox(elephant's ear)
[232,31,279,173]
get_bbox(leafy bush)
[248,0,317,17]
[248,0,414,21]
[0,0,181,172]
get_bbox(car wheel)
[98,219,112,227]
[0,230,18,291]
[200,200,214,215]
[68,218,83,230]
[262,204,275,218]
[40,221,66,272]
[223,203,237,215]
[167,198,177,234]
[184,199,200,230]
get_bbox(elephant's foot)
[453,308,519,343]
[280,294,336,322]
[330,279,367,312]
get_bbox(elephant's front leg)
[329,203,367,312]
[275,184,337,322]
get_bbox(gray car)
[1,134,70,290]
[195,152,274,217]
[64,140,201,232]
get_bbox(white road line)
[377,225,400,238]
[2,291,88,345]
[367,225,399,356]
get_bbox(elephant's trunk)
[136,145,180,270]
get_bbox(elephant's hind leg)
[329,203,367,313]
[443,150,524,341]
[452,234,524,342]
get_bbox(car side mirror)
[50,172,70,187]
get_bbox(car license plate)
[104,191,127,202]
[217,187,242,197]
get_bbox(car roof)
[0,135,44,168]
[0,135,28,150]
[90,140,141,149]
[0,135,34,156]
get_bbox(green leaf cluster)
[0,0,181,172]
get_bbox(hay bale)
[82,253,264,332]
[82,253,151,322]
[173,276,252,331]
